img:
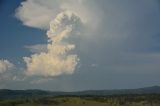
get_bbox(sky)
[0,0,160,91]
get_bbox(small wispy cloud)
[25,44,48,53]
[0,59,14,73]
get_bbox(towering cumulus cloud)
[15,0,100,77]
[24,11,81,77]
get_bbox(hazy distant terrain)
[0,86,160,99]
[0,86,160,106]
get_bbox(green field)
[0,94,160,106]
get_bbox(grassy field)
[0,94,160,106]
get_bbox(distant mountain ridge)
[76,86,160,95]
[0,86,160,99]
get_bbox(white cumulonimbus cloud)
[0,59,14,73]
[23,11,82,77]
[15,0,102,78]
[15,0,99,77]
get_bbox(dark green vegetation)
[0,94,160,106]
[0,86,160,106]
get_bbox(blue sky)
[0,0,160,91]
[0,0,47,64]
